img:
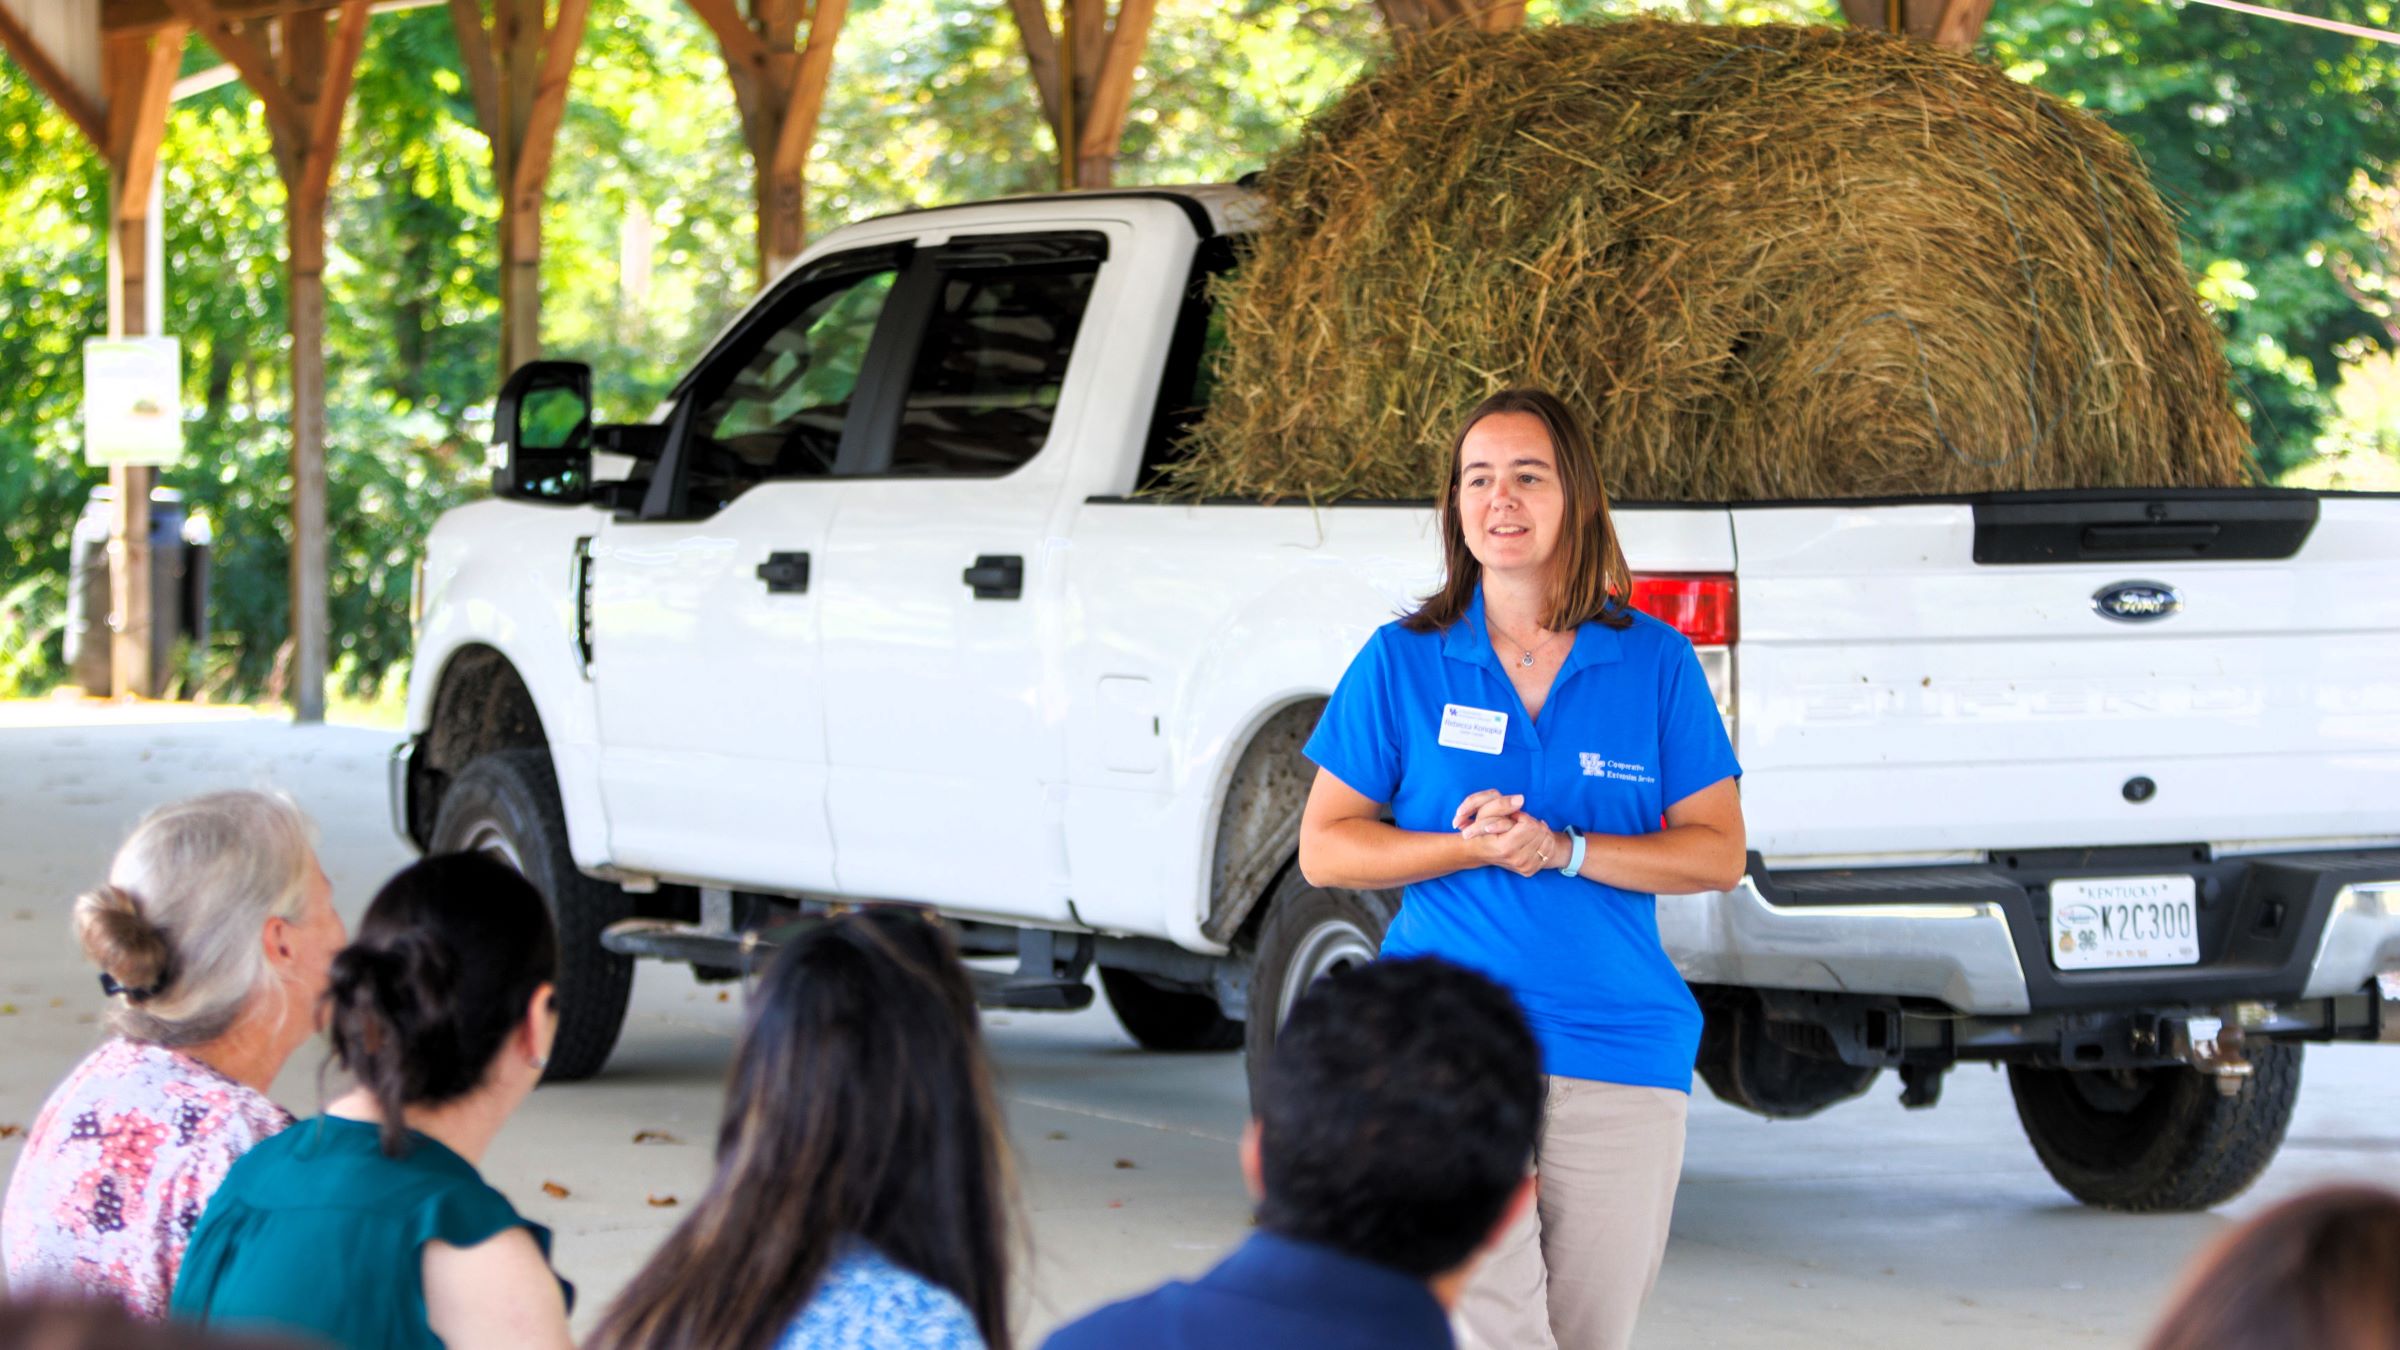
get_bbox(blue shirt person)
[1044,1232,1453,1350]
[1044,958,1545,1350]
[1294,388,1746,1350]
[1303,586,1739,1089]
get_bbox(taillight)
[1632,573,1737,739]
[1630,574,1736,646]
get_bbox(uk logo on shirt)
[1580,754,1658,784]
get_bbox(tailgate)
[1735,492,2400,861]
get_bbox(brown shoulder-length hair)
[2145,1184,2400,1350]
[1402,387,1635,635]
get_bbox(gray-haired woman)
[0,790,346,1319]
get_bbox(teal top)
[169,1115,571,1350]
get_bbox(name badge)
[1438,704,1508,755]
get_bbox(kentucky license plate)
[2048,875,2200,971]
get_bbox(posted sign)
[83,337,184,467]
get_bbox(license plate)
[2048,876,2200,971]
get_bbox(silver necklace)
[1489,619,1567,669]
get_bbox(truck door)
[818,227,1120,919]
[585,245,904,889]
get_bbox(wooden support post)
[3,11,183,698]
[169,0,368,722]
[687,0,850,289]
[1006,0,1155,189]
[449,0,590,374]
[101,27,183,700]
[1837,0,1992,48]
[1377,0,1524,42]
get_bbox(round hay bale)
[1169,20,2253,502]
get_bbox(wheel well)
[1201,698,1326,948]
[406,645,548,847]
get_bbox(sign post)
[84,335,182,699]
[83,336,184,468]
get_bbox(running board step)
[599,917,1095,1012]
[601,918,770,969]
[969,968,1095,1011]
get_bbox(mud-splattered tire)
[2008,1041,2301,1212]
[428,749,633,1082]
[1243,865,1396,1106]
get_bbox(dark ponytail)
[590,909,1015,1350]
[325,852,558,1157]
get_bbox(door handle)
[756,551,811,593]
[963,555,1023,600]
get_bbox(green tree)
[1983,0,2399,475]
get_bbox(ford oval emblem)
[2093,580,2181,623]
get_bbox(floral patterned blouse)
[1,1038,292,1319]
[775,1242,986,1350]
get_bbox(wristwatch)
[1560,826,1587,879]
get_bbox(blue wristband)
[1560,826,1587,879]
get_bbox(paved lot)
[3,701,2397,1346]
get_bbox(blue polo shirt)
[1304,586,1741,1091]
[1040,1232,1453,1350]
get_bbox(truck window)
[1138,234,1239,491]
[884,259,1100,478]
[680,257,900,512]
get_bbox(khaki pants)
[1455,1077,1688,1350]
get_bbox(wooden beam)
[684,0,764,67]
[1932,0,1994,48]
[1006,0,1062,145]
[296,1,370,217]
[507,0,590,207]
[1074,0,1153,169]
[161,0,310,145]
[0,5,108,146]
[105,0,346,36]
[288,186,330,722]
[105,27,186,219]
[1067,0,1103,104]
[769,0,847,180]
[1837,0,1962,40]
[759,0,798,59]
[1475,0,1527,31]
[445,0,500,139]
[97,25,188,702]
[167,1,371,721]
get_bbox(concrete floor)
[3,701,2397,1347]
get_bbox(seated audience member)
[589,908,1012,1350]
[2145,1183,2400,1350]
[2,791,344,1318]
[169,852,572,1350]
[1044,956,1544,1350]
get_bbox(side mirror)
[491,360,593,501]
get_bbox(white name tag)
[1438,704,1509,755]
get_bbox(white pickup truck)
[395,184,2400,1212]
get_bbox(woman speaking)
[1297,387,1746,1350]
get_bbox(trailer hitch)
[2168,1012,2253,1096]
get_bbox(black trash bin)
[65,486,211,696]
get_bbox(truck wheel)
[1243,866,1396,1104]
[428,749,634,1083]
[1098,968,1244,1052]
[2008,1042,2302,1212]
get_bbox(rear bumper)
[1662,876,2034,1013]
[1661,847,2400,1017]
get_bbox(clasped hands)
[1453,788,1567,879]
